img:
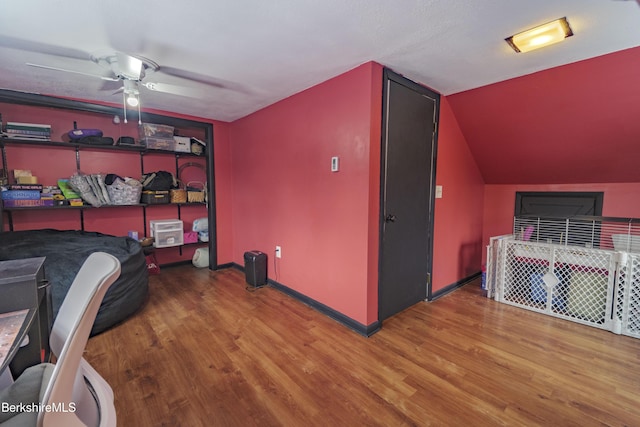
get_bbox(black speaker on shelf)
[244,250,267,287]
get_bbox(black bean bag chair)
[0,229,148,336]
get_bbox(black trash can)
[244,251,267,287]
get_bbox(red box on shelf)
[183,231,198,244]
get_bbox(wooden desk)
[0,308,37,375]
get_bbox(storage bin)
[141,190,170,204]
[186,181,206,203]
[174,136,191,153]
[170,185,187,204]
[142,137,175,151]
[107,177,142,205]
[150,219,183,233]
[150,219,184,248]
[611,234,640,252]
[183,231,198,244]
[140,123,174,139]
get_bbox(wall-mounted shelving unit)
[0,89,218,270]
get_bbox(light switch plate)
[331,156,339,172]
[435,185,443,198]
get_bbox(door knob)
[385,214,397,223]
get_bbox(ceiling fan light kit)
[123,80,140,106]
[126,94,139,107]
[122,90,142,125]
[506,17,573,53]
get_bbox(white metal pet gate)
[486,216,640,339]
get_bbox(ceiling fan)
[26,51,217,122]
[30,51,206,97]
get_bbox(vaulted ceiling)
[1,0,638,121]
[0,1,639,184]
[448,46,640,184]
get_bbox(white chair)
[0,252,121,427]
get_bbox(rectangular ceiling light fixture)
[506,17,573,53]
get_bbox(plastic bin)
[150,219,184,248]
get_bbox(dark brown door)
[379,70,439,321]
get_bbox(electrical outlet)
[275,246,282,258]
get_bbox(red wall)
[1,66,494,326]
[433,97,485,291]
[228,62,486,323]
[229,62,383,326]
[482,183,640,263]
[447,46,640,185]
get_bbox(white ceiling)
[1,0,639,122]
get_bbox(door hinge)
[426,273,431,287]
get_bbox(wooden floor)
[85,265,640,426]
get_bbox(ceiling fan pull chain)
[122,92,128,124]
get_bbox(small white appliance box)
[150,219,184,248]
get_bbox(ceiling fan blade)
[156,66,226,89]
[98,80,124,93]
[141,81,201,98]
[26,63,119,81]
[156,65,250,93]
[0,35,90,60]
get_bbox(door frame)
[378,68,440,321]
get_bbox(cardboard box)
[2,198,53,207]
[1,190,41,200]
[13,170,32,178]
[17,176,38,184]
[10,184,43,191]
